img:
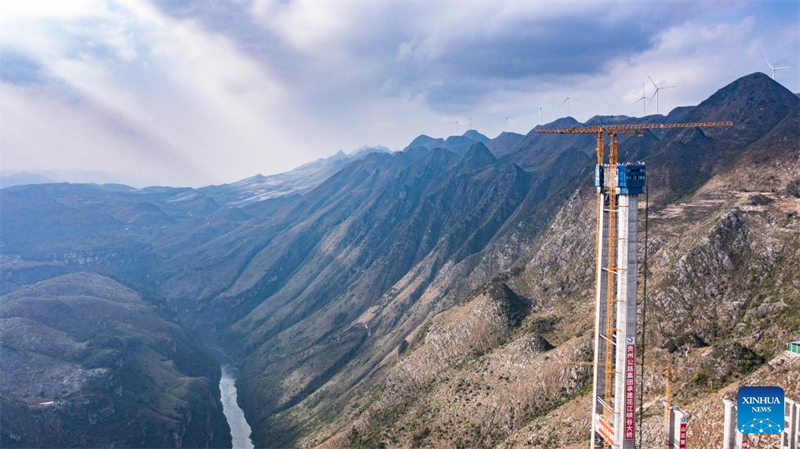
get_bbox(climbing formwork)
[589,160,644,449]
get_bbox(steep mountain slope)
[220,76,797,448]
[192,145,536,443]
[0,273,230,448]
[108,128,589,448]
[485,132,524,158]
[309,182,600,448]
[200,146,389,207]
[302,77,799,449]
[643,72,800,201]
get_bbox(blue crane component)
[616,165,646,195]
[594,164,646,195]
[595,165,604,191]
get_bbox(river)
[220,365,255,449]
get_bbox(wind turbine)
[763,55,792,80]
[558,97,580,117]
[504,116,511,131]
[633,83,648,117]
[534,106,544,126]
[467,116,473,130]
[647,74,676,115]
[453,120,459,135]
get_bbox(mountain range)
[1,72,798,448]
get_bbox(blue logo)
[737,386,785,434]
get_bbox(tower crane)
[536,121,733,449]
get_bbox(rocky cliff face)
[0,273,230,448]
[236,75,796,448]
[296,86,799,447]
[316,280,593,449]
[305,148,799,449]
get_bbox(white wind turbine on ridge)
[533,106,544,126]
[647,74,676,115]
[763,55,792,80]
[633,83,648,117]
[558,97,580,118]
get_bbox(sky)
[1,0,798,187]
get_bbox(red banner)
[678,417,688,449]
[624,339,636,440]
[596,415,615,446]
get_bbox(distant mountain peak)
[349,145,391,159]
[494,131,524,138]
[444,135,472,144]
[699,72,798,110]
[585,115,630,126]
[407,134,445,150]
[682,72,798,143]
[440,135,478,155]
[733,71,781,86]
[200,146,393,206]
[538,116,582,129]
[460,142,497,170]
[462,129,490,143]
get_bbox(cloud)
[1,0,798,186]
[1,0,313,185]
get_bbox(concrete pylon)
[590,192,610,449]
[664,406,690,448]
[589,164,644,449]
[613,193,638,449]
[723,398,738,449]
[785,398,799,449]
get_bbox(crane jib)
[534,121,734,134]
